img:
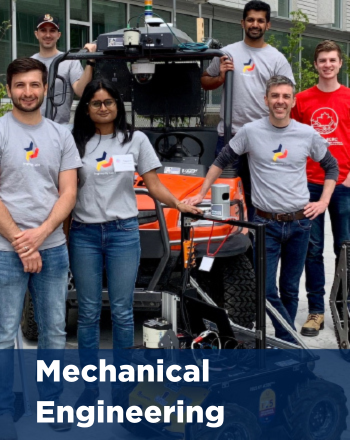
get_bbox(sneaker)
[301,314,324,337]
[74,388,99,411]
[0,413,17,440]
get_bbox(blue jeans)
[69,218,141,389]
[305,182,350,314]
[254,214,312,342]
[0,245,69,415]
[216,135,255,221]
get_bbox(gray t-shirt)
[32,52,83,124]
[229,117,328,213]
[0,113,82,251]
[73,131,162,223]
[206,41,294,135]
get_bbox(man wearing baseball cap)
[32,14,96,124]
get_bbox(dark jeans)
[216,135,255,221]
[254,214,312,343]
[305,182,350,314]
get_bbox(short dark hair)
[72,79,134,158]
[7,57,47,88]
[243,1,271,22]
[266,75,295,96]
[314,40,342,62]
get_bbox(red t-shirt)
[291,85,350,185]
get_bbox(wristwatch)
[86,60,96,67]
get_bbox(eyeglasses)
[88,99,117,109]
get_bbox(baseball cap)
[36,14,59,30]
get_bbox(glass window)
[335,41,347,85]
[129,5,171,28]
[176,14,209,42]
[70,0,89,23]
[266,29,289,58]
[92,0,126,40]
[278,0,289,18]
[301,36,347,86]
[211,20,242,104]
[332,0,342,29]
[212,19,241,47]
[0,0,11,81]
[70,24,89,48]
[17,0,66,57]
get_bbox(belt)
[256,209,306,222]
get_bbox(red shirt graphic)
[291,85,350,185]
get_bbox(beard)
[245,28,265,40]
[11,95,45,113]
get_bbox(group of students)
[185,1,350,342]
[1,1,350,438]
[0,32,201,440]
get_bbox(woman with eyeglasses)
[69,79,201,407]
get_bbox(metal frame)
[180,213,267,350]
[45,48,233,142]
[135,188,171,292]
[330,242,350,349]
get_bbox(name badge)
[113,154,135,172]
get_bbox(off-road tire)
[21,291,38,341]
[196,254,255,329]
[284,379,348,440]
[200,403,261,440]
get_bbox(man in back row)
[32,14,96,123]
[185,75,338,343]
[292,40,350,336]
[201,0,294,219]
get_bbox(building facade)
[0,0,349,97]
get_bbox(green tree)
[0,20,12,117]
[267,10,318,92]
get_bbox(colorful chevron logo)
[243,59,255,73]
[272,144,288,162]
[96,151,113,171]
[24,142,39,161]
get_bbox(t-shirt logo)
[273,144,288,161]
[96,151,113,171]
[311,108,338,135]
[243,59,255,73]
[24,141,39,161]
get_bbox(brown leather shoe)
[301,314,324,337]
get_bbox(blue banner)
[1,348,349,439]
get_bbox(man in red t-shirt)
[292,40,350,337]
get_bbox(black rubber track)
[330,244,350,361]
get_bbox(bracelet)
[176,201,183,210]
[86,60,96,67]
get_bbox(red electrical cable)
[206,221,234,257]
